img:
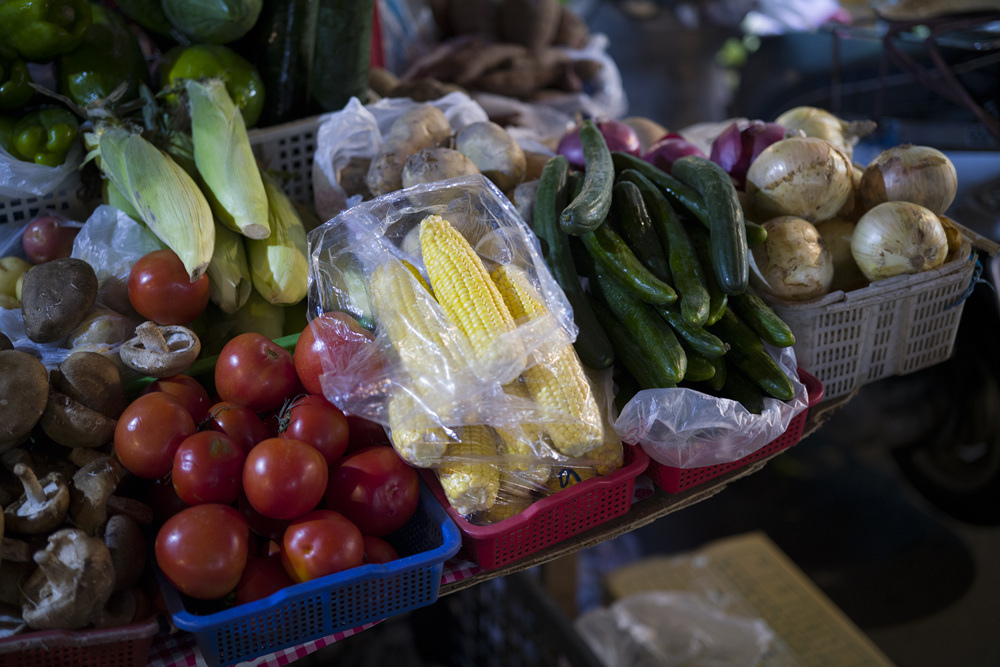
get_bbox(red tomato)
[21,215,79,264]
[237,490,290,541]
[293,311,380,397]
[278,395,350,466]
[114,392,197,479]
[345,414,390,452]
[216,333,298,412]
[141,374,212,423]
[280,509,364,583]
[204,401,270,455]
[235,553,295,606]
[243,437,328,521]
[362,535,399,564]
[147,476,190,525]
[155,503,249,600]
[172,431,246,506]
[324,445,420,537]
[128,248,210,325]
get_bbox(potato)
[366,104,453,196]
[401,147,481,189]
[455,121,527,192]
[20,258,98,344]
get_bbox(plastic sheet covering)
[613,346,809,469]
[0,142,83,199]
[306,175,623,518]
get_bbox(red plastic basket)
[0,616,160,667]
[422,444,649,571]
[645,370,824,493]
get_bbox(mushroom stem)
[13,464,46,505]
[135,321,169,353]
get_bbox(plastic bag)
[310,92,490,221]
[613,346,809,469]
[0,142,84,199]
[306,174,624,518]
[575,591,774,667]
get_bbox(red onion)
[557,119,641,170]
[642,133,705,174]
[710,120,786,188]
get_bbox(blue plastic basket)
[156,483,461,667]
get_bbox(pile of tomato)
[114,311,419,604]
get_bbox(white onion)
[749,216,833,302]
[774,106,876,160]
[745,136,854,223]
[815,217,867,292]
[859,144,958,214]
[851,201,949,281]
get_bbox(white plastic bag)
[0,142,83,199]
[613,346,809,469]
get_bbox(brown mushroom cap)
[3,463,70,535]
[119,321,201,378]
[49,351,128,420]
[0,350,49,445]
[38,388,117,449]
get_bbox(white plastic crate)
[765,236,980,401]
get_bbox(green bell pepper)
[0,47,34,110]
[0,0,93,62]
[4,107,79,166]
[56,3,150,109]
[160,43,265,128]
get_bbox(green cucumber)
[729,290,796,348]
[719,365,766,414]
[707,306,764,354]
[687,225,728,325]
[657,305,727,359]
[610,179,671,283]
[581,223,677,306]
[670,155,749,295]
[723,343,796,402]
[561,120,615,235]
[533,155,614,369]
[589,294,675,391]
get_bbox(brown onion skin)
[858,144,958,215]
[850,201,949,281]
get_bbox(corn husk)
[97,126,215,281]
[187,78,270,240]
[246,170,308,305]
[206,221,252,313]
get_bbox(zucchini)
[580,251,686,385]
[729,290,796,348]
[533,155,614,369]
[670,155,749,295]
[610,179,671,283]
[581,223,677,306]
[561,120,615,235]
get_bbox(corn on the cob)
[437,425,501,514]
[419,214,523,374]
[386,385,455,467]
[246,170,308,305]
[207,221,252,314]
[96,126,215,281]
[494,377,551,485]
[491,264,604,456]
[186,78,270,240]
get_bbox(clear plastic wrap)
[306,174,624,519]
[613,346,809,469]
[0,143,83,199]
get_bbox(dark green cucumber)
[581,252,686,386]
[560,120,614,235]
[657,305,727,359]
[729,290,796,348]
[723,343,796,402]
[707,306,764,354]
[581,223,677,306]
[719,365,766,414]
[687,225,728,325]
[670,155,749,295]
[589,294,675,391]
[610,179,671,283]
[707,355,727,392]
[533,155,614,369]
[682,350,716,383]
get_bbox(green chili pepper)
[0,47,34,110]
[7,107,79,166]
[0,0,93,62]
[56,3,150,109]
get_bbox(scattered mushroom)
[3,463,70,535]
[21,527,116,630]
[38,387,118,449]
[68,455,124,536]
[102,514,146,594]
[49,350,128,420]
[119,321,201,378]
[0,350,49,454]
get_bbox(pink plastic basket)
[0,616,160,667]
[422,444,649,571]
[645,370,824,493]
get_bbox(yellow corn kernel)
[579,437,624,476]
[187,78,270,240]
[494,378,551,485]
[246,169,309,305]
[419,214,521,372]
[491,264,604,456]
[386,386,454,467]
[437,425,501,515]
